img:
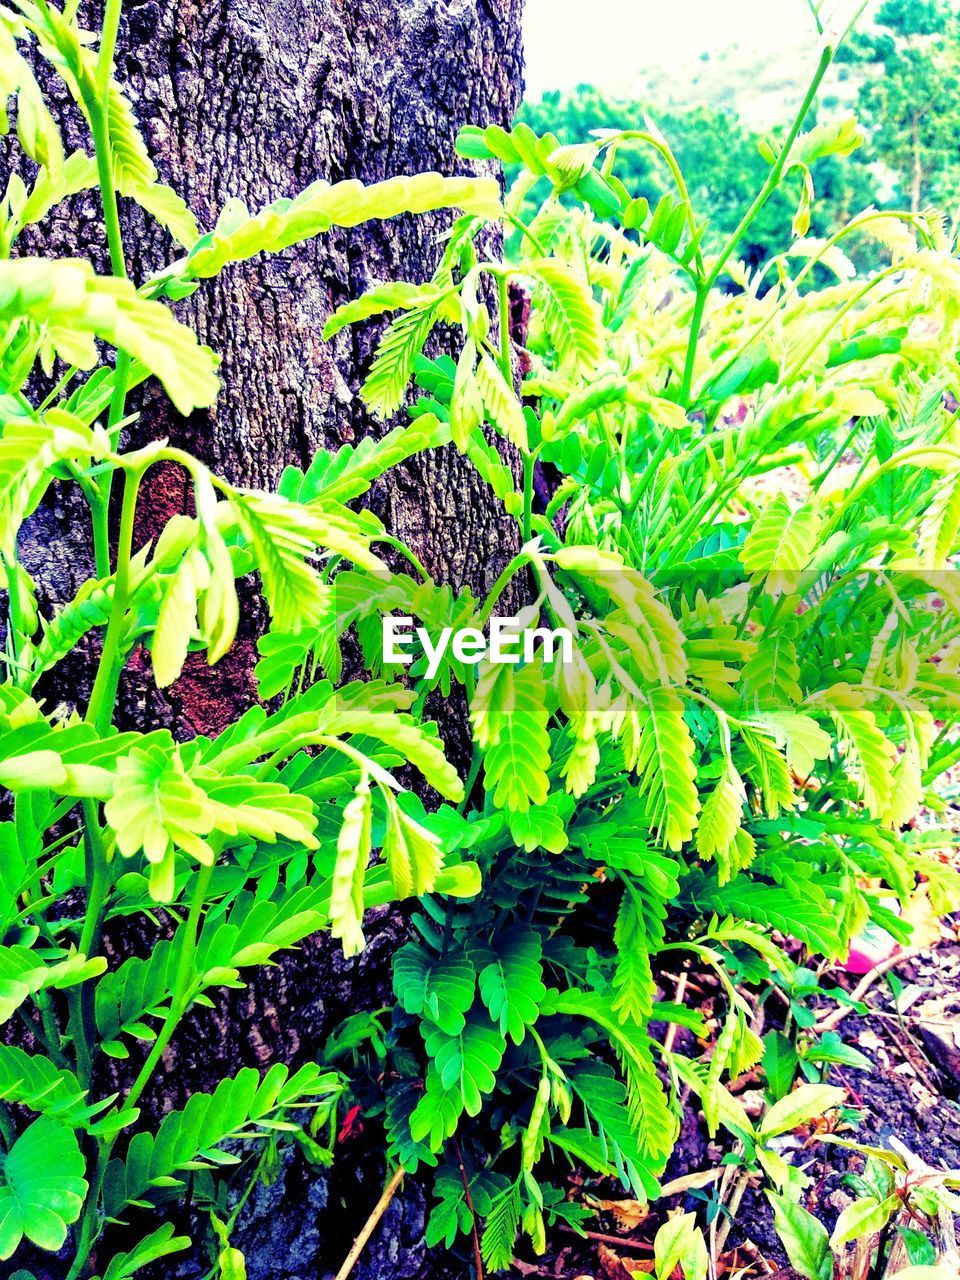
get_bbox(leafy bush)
[323,23,960,1275]
[1,1,960,1278]
[514,87,880,272]
[0,1,493,1276]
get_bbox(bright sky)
[522,0,825,97]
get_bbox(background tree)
[516,87,879,269]
[839,0,960,210]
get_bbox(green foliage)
[324,13,960,1266]
[0,1118,87,1259]
[840,0,960,211]
[513,86,880,272]
[2,0,960,1275]
[0,3,497,1275]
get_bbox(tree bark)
[7,2,524,1276]
[22,0,525,737]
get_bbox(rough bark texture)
[22,0,525,737]
[5,2,524,1276]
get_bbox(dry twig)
[334,1165,405,1280]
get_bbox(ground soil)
[469,918,960,1280]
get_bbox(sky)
[522,0,829,98]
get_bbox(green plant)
[514,87,880,273]
[314,9,960,1271]
[768,1136,960,1280]
[0,2,499,1276]
[4,0,960,1276]
[839,0,960,212]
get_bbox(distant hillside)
[525,36,870,134]
[617,40,866,130]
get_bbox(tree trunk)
[9,2,524,1276]
[23,0,525,738]
[911,113,923,212]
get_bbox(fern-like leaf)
[102,1064,340,1216]
[421,1013,506,1117]
[621,687,699,851]
[471,926,546,1044]
[480,663,551,814]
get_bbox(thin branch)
[814,948,925,1033]
[454,1136,484,1280]
[334,1166,405,1280]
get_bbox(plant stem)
[678,44,833,407]
[496,270,512,384]
[522,451,534,542]
[376,534,431,581]
[123,861,213,1114]
[454,1135,484,1280]
[86,0,132,582]
[71,809,113,1083]
[89,489,112,579]
[85,464,142,733]
[679,283,708,407]
[334,1166,405,1280]
[68,861,216,1280]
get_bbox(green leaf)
[0,945,104,1026]
[475,353,528,450]
[896,1227,937,1267]
[610,883,656,1025]
[320,688,464,803]
[684,870,840,957]
[479,663,551,814]
[362,303,442,419]
[791,114,863,167]
[741,496,821,594]
[0,1118,87,1259]
[525,258,602,373]
[0,410,102,557]
[506,794,572,853]
[330,779,372,957]
[810,684,896,825]
[103,1064,339,1216]
[385,1079,440,1172]
[830,1193,898,1249]
[654,1211,708,1280]
[767,1192,833,1280]
[227,490,381,632]
[382,791,444,898]
[759,1084,846,1140]
[481,1182,522,1271]
[556,991,676,1164]
[472,926,546,1044]
[696,761,746,873]
[422,1014,506,1116]
[0,1045,89,1127]
[151,548,207,688]
[323,281,450,340]
[101,1224,192,1280]
[621,687,699,852]
[762,1030,798,1101]
[408,1066,463,1149]
[280,415,451,505]
[0,259,218,414]
[751,712,832,778]
[182,174,500,278]
[104,744,214,900]
[121,177,200,249]
[393,944,476,1035]
[565,1060,663,1198]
